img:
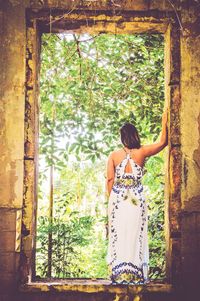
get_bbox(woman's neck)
[123,146,133,153]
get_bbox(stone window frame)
[19,8,181,292]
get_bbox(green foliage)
[143,153,166,278]
[36,213,94,278]
[39,33,164,163]
[36,32,166,280]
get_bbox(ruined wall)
[0,1,200,301]
[180,6,200,296]
[0,0,26,293]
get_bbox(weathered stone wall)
[0,1,200,300]
[0,0,26,294]
[180,6,200,297]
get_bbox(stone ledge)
[19,279,173,294]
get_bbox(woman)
[106,110,168,284]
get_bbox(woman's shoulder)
[109,147,145,157]
[107,148,122,160]
[110,148,123,155]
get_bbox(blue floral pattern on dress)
[107,150,149,285]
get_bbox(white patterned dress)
[107,150,149,284]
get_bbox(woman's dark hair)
[120,122,141,149]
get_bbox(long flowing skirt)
[107,185,149,284]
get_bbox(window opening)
[35,32,166,281]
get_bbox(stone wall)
[180,6,200,296]
[0,1,200,300]
[0,0,26,294]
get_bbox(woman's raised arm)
[141,109,168,158]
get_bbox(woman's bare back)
[112,147,145,173]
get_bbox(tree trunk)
[47,164,54,278]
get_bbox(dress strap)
[123,147,132,159]
[122,147,134,175]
